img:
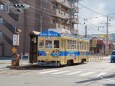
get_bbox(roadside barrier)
[89,55,109,61]
[20,53,30,65]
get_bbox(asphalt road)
[0,56,115,86]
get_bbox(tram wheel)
[67,60,73,66]
[81,59,85,64]
[57,62,61,67]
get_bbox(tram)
[30,31,90,66]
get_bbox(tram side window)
[54,40,59,48]
[46,40,52,48]
[39,40,44,48]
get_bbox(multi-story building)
[0,0,79,56]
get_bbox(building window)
[0,5,4,10]
[51,17,56,24]
[0,17,3,24]
[53,19,56,24]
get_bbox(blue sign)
[38,31,61,37]
[86,52,90,56]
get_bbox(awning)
[30,31,40,35]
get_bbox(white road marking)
[39,70,59,74]
[79,72,95,76]
[96,72,107,78]
[64,71,82,75]
[51,71,69,74]
[0,68,10,71]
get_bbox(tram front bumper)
[38,61,60,66]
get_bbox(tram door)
[30,34,38,63]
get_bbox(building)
[90,37,113,56]
[110,33,115,43]
[0,0,79,56]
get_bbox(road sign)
[12,47,17,53]
[13,34,19,46]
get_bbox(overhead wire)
[78,16,107,33]
[23,0,111,34]
[78,3,106,17]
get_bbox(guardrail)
[89,55,110,61]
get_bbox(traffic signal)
[13,4,30,9]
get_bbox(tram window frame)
[61,39,64,49]
[69,40,72,50]
[54,40,60,48]
[80,41,82,50]
[38,39,44,48]
[84,42,87,50]
[45,40,52,48]
[67,40,70,49]
[71,40,74,50]
[83,42,85,50]
[73,41,76,50]
[82,42,84,50]
[77,41,79,50]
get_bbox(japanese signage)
[13,34,19,46]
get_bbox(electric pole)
[85,26,87,38]
[76,0,79,33]
[106,14,109,55]
[40,0,43,32]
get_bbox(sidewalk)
[0,57,37,69]
[7,63,38,69]
[0,57,11,64]
[7,58,38,69]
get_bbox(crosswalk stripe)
[0,68,10,71]
[96,72,107,77]
[39,70,59,74]
[79,72,95,76]
[51,71,69,74]
[64,71,82,75]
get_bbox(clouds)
[78,0,115,35]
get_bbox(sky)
[76,0,115,35]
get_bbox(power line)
[78,16,107,33]
[78,3,106,17]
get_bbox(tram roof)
[38,31,61,37]
[38,31,89,40]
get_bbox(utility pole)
[69,1,73,33]
[84,18,88,38]
[68,0,76,33]
[76,0,79,33]
[106,14,109,55]
[40,0,43,32]
[85,26,87,38]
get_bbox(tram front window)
[46,40,52,48]
[39,40,44,48]
[54,40,59,48]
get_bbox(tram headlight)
[46,51,50,55]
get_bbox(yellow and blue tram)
[30,31,90,66]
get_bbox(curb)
[7,64,38,69]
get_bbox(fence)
[89,55,110,61]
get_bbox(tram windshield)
[54,40,59,48]
[39,40,44,48]
[39,40,60,48]
[46,40,52,48]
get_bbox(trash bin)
[11,53,20,66]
